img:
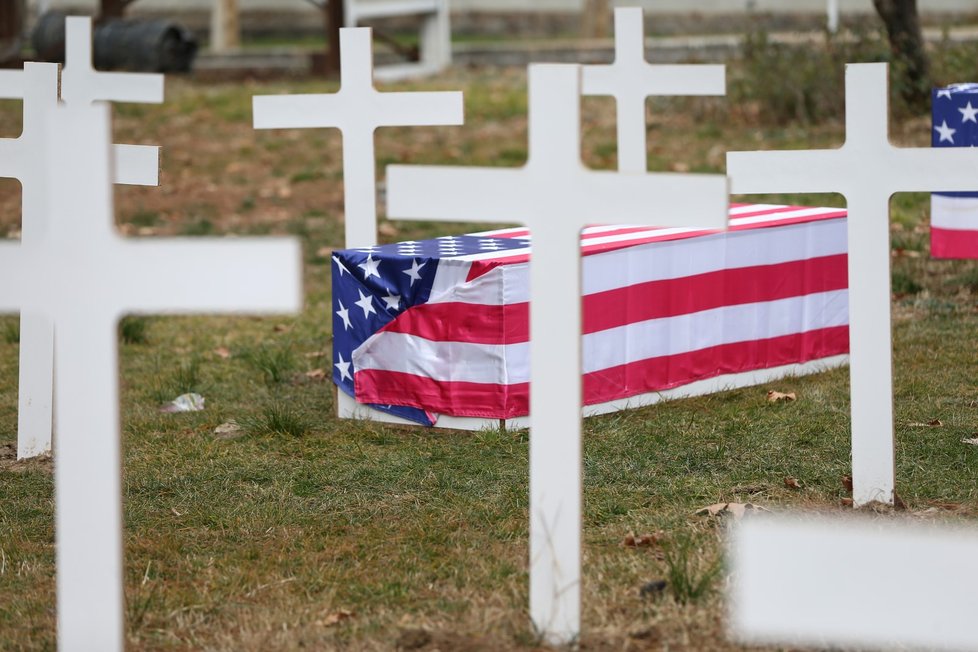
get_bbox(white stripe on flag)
[931,194,978,230]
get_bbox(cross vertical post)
[728,63,978,505]
[581,7,724,173]
[253,27,464,249]
[386,63,728,643]
[0,97,301,650]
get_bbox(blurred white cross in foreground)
[731,513,978,650]
[581,7,724,173]
[253,27,463,249]
[11,15,164,460]
[727,63,978,506]
[0,97,301,651]
[386,63,728,644]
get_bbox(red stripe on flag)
[584,254,848,334]
[354,326,850,419]
[355,370,530,419]
[380,302,528,344]
[386,254,848,344]
[582,326,850,405]
[931,227,978,259]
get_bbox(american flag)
[932,84,978,259]
[332,203,850,426]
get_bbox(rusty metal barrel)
[32,11,198,73]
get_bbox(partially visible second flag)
[931,83,978,259]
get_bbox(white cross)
[731,513,978,650]
[12,16,165,461]
[727,63,978,507]
[252,27,463,249]
[581,7,724,173]
[386,63,728,644]
[61,15,163,186]
[0,98,300,651]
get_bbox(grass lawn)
[3,37,978,650]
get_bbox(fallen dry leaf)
[908,419,943,428]
[213,346,231,359]
[783,477,801,490]
[891,248,922,258]
[318,609,354,627]
[767,390,796,403]
[695,502,769,519]
[378,222,399,237]
[214,421,244,440]
[842,475,853,492]
[894,492,908,511]
[962,437,978,446]
[731,484,766,495]
[305,368,327,380]
[316,246,331,259]
[841,497,854,507]
[273,324,292,333]
[622,532,662,548]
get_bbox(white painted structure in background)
[26,0,959,15]
[0,79,301,650]
[386,63,727,644]
[727,63,978,507]
[582,7,724,173]
[344,0,452,81]
[253,27,462,249]
[7,16,163,461]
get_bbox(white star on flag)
[403,259,426,286]
[960,101,978,123]
[358,253,382,279]
[333,255,350,277]
[354,289,376,317]
[382,292,401,311]
[334,353,352,381]
[336,300,352,330]
[938,89,953,99]
[935,119,957,143]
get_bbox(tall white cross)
[581,7,725,173]
[0,94,301,651]
[386,63,728,644]
[727,63,978,506]
[253,27,464,249]
[12,16,165,460]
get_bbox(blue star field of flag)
[933,83,978,198]
[331,234,528,425]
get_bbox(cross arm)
[376,91,464,128]
[556,169,729,231]
[727,149,843,195]
[115,238,302,314]
[253,94,345,129]
[0,242,23,310]
[886,146,978,193]
[90,72,164,105]
[0,138,24,180]
[582,64,725,98]
[0,70,23,100]
[112,144,159,186]
[387,164,530,223]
